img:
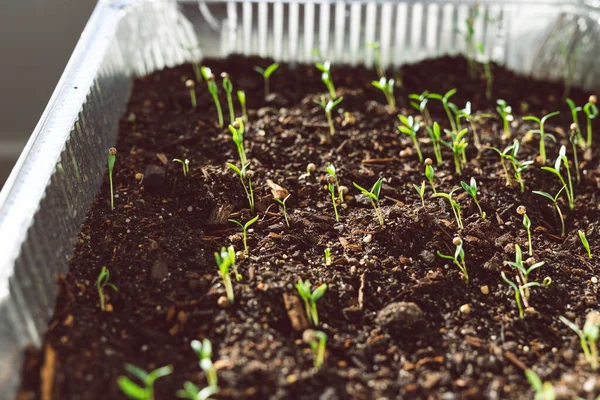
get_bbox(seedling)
[227,163,255,214]
[456,102,490,152]
[186,79,197,109]
[118,364,173,400]
[315,61,337,99]
[442,127,469,175]
[353,178,384,226]
[532,185,567,237]
[176,383,218,400]
[191,338,218,389]
[460,177,485,219]
[413,181,426,207]
[496,99,514,138]
[398,115,423,162]
[372,77,396,110]
[501,271,544,319]
[96,266,117,312]
[523,111,560,164]
[489,140,533,192]
[504,243,546,310]
[559,311,600,370]
[583,95,598,149]
[108,147,117,210]
[229,215,259,256]
[578,230,592,258]
[566,98,583,145]
[215,246,236,303]
[477,43,493,100]
[229,118,248,166]
[273,194,291,227]
[437,237,468,284]
[221,72,235,123]
[366,41,384,78]
[425,122,443,164]
[253,62,279,99]
[541,145,574,210]
[201,67,224,128]
[324,248,332,266]
[516,206,533,256]
[429,89,458,133]
[295,279,327,326]
[433,188,463,229]
[303,329,327,369]
[315,96,344,136]
[424,158,436,193]
[237,90,247,122]
[568,122,581,183]
[409,91,432,126]
[326,164,340,222]
[173,158,190,177]
[525,369,555,400]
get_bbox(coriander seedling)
[489,140,532,192]
[118,364,173,400]
[366,41,384,78]
[108,147,117,210]
[254,62,279,99]
[568,122,581,183]
[273,194,291,227]
[409,91,432,126]
[201,66,224,128]
[424,158,436,193]
[525,369,555,400]
[517,206,533,256]
[326,164,340,222]
[461,177,485,219]
[303,329,327,369]
[584,95,598,150]
[372,77,396,110]
[523,111,560,164]
[496,99,514,138]
[532,185,567,237]
[437,237,468,284]
[221,72,235,123]
[442,127,469,175]
[425,122,443,164]
[578,230,592,258]
[176,383,218,400]
[324,248,332,266]
[429,89,458,133]
[227,163,255,214]
[237,90,247,122]
[229,118,248,166]
[315,61,337,99]
[353,178,384,226]
[96,266,117,312]
[541,145,574,210]
[413,181,426,207]
[566,98,583,145]
[315,96,344,137]
[215,246,236,302]
[501,271,544,319]
[398,115,423,162]
[229,215,259,256]
[191,338,218,389]
[433,188,463,229]
[173,158,190,177]
[504,243,546,306]
[296,279,327,326]
[456,101,490,153]
[559,311,600,370]
[477,43,493,100]
[186,79,197,109]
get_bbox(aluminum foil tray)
[0,0,598,397]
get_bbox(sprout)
[409,91,432,126]
[559,311,600,370]
[303,329,327,369]
[366,41,384,78]
[96,266,118,312]
[215,246,236,303]
[273,194,291,227]
[229,118,248,166]
[489,140,532,192]
[173,158,190,177]
[477,43,493,100]
[525,369,555,400]
[372,77,396,110]
[324,248,332,266]
[424,158,436,193]
[455,101,490,152]
[295,279,327,326]
[237,90,247,122]
[108,147,117,211]
[413,181,426,207]
[496,100,514,138]
[221,72,235,124]
[541,145,574,210]
[532,185,567,237]
[460,177,485,219]
[326,164,340,222]
[523,111,560,164]
[517,206,533,256]
[398,115,423,162]
[176,383,218,400]
[578,230,592,258]
[315,61,337,99]
[568,122,581,184]
[185,79,197,109]
[253,62,279,99]
[353,178,384,226]
[425,122,443,164]
[227,163,255,214]
[429,89,458,133]
[442,127,469,175]
[565,98,583,146]
[433,188,463,229]
[314,96,344,137]
[118,364,173,400]
[229,215,259,256]
[583,95,598,150]
[191,339,218,389]
[437,237,468,284]
[501,271,544,319]
[503,244,547,315]
[200,66,224,128]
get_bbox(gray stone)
[376,302,425,332]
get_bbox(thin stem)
[241,103,247,122]
[555,204,565,237]
[590,341,598,370]
[469,120,481,153]
[484,61,493,100]
[212,94,223,128]
[331,192,339,222]
[587,118,593,149]
[500,158,510,186]
[224,274,234,303]
[503,118,511,138]
[411,136,423,162]
[444,104,457,133]
[227,93,234,123]
[109,172,114,211]
[565,160,574,210]
[326,111,335,136]
[539,123,547,164]
[527,228,533,256]
[189,89,197,109]
[264,78,270,99]
[242,231,248,254]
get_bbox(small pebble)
[480,286,489,295]
[592,276,598,284]
[187,206,193,212]
[363,234,373,243]
[217,296,230,308]
[135,173,143,181]
[459,304,471,314]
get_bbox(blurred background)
[0,0,96,189]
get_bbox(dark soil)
[18,55,600,400]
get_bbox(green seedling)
[227,163,255,214]
[96,266,117,312]
[429,89,458,133]
[398,115,423,162]
[460,177,485,219]
[525,369,555,400]
[326,164,340,222]
[523,111,560,164]
[437,237,468,284]
[424,158,436,193]
[229,215,259,256]
[296,279,327,326]
[186,79,197,109]
[532,185,567,237]
[464,3,479,80]
[215,246,236,303]
[425,122,443,164]
[254,62,279,99]
[584,95,598,149]
[177,383,218,400]
[568,122,581,183]
[456,102,490,153]
[559,311,600,370]
[221,72,235,123]
[237,90,247,122]
[173,158,190,177]
[413,181,426,207]
[201,66,224,128]
[477,43,493,100]
[191,338,218,389]
[315,61,337,99]
[273,194,291,227]
[118,364,173,400]
[504,243,546,308]
[315,96,344,137]
[496,99,514,138]
[541,145,574,210]
[516,206,533,256]
[372,77,396,110]
[303,329,327,369]
[442,127,469,175]
[229,118,248,166]
[353,178,384,226]
[409,91,432,126]
[324,248,332,266]
[578,230,592,258]
[108,147,117,211]
[489,140,532,192]
[366,41,384,78]
[433,188,463,229]
[501,271,544,319]
[566,98,583,145]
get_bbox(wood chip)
[266,180,289,200]
[156,153,168,165]
[283,292,309,331]
[504,351,528,371]
[361,157,395,164]
[41,344,56,400]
